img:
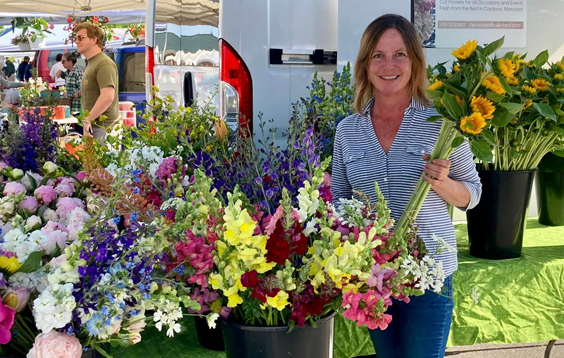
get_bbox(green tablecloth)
[115,218,564,358]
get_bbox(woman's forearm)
[432,178,471,208]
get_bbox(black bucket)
[194,315,225,351]
[222,312,336,358]
[536,152,564,226]
[467,169,535,259]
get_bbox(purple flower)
[254,177,263,185]
[155,157,178,182]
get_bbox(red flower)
[266,229,290,265]
[241,270,258,288]
[93,16,99,23]
[104,17,110,23]
[67,17,73,23]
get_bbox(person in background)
[74,22,121,143]
[331,14,482,358]
[3,58,16,81]
[62,52,83,116]
[49,53,66,89]
[24,59,34,82]
[17,56,30,81]
[0,56,26,89]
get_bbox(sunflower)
[460,112,487,135]
[557,88,564,93]
[456,95,464,106]
[452,40,478,60]
[482,76,505,94]
[521,85,537,94]
[506,76,518,86]
[554,73,564,81]
[471,96,496,120]
[453,64,460,73]
[497,59,516,77]
[530,79,551,92]
[524,99,533,109]
[0,256,21,273]
[557,62,564,71]
[428,81,445,90]
[512,54,525,72]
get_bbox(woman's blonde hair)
[353,14,429,113]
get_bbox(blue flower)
[86,313,107,337]
[131,212,139,221]
[133,187,140,194]
[113,217,121,225]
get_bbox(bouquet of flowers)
[10,34,30,46]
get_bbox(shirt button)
[349,156,353,160]
[384,177,388,182]
[421,150,425,154]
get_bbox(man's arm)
[83,86,115,135]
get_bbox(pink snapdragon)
[175,231,214,288]
[342,289,393,330]
[189,287,219,313]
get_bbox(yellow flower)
[428,81,444,90]
[557,62,564,71]
[452,40,478,60]
[227,293,243,307]
[470,96,496,120]
[524,99,533,109]
[266,291,289,311]
[456,95,464,106]
[453,64,460,73]
[0,256,21,273]
[497,59,516,77]
[209,273,224,290]
[512,54,525,72]
[521,85,537,94]
[506,76,518,86]
[482,76,505,94]
[554,73,564,80]
[215,120,228,141]
[530,79,550,92]
[460,112,487,135]
[557,88,564,93]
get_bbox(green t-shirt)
[81,52,121,128]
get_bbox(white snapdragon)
[33,282,76,332]
[153,300,183,337]
[206,313,220,329]
[296,182,320,223]
[303,218,318,236]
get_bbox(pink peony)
[42,221,68,233]
[34,186,57,205]
[76,172,86,181]
[48,254,67,270]
[56,177,76,191]
[0,161,8,171]
[55,184,74,198]
[3,182,26,196]
[55,198,85,221]
[0,302,15,344]
[27,330,82,358]
[40,229,68,255]
[19,196,39,214]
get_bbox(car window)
[119,52,146,93]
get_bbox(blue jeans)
[368,275,454,358]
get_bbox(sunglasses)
[75,35,90,42]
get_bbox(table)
[113,218,564,358]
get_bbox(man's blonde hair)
[74,23,105,49]
[353,14,429,113]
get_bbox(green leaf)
[451,136,464,148]
[503,51,515,60]
[443,81,467,98]
[37,204,47,218]
[486,91,505,103]
[499,102,525,114]
[481,129,496,146]
[427,90,443,102]
[498,76,512,94]
[442,92,463,119]
[15,251,44,273]
[533,50,549,67]
[449,71,462,86]
[426,115,443,123]
[39,176,51,186]
[482,36,505,57]
[438,64,447,76]
[549,126,564,134]
[552,149,564,158]
[490,107,513,127]
[470,139,493,162]
[532,103,557,121]
[523,66,536,80]
[287,320,296,333]
[27,173,38,190]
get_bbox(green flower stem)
[394,120,460,239]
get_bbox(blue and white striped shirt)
[331,97,482,277]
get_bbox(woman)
[61,52,83,117]
[331,14,482,358]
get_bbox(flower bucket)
[221,312,336,358]
[30,36,45,49]
[54,106,66,120]
[194,315,225,351]
[17,42,31,51]
[467,169,536,259]
[536,152,564,226]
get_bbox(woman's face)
[368,28,412,99]
[62,58,73,70]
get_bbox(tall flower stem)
[394,120,461,239]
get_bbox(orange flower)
[497,59,516,77]
[530,79,550,92]
[523,99,533,109]
[506,76,518,86]
[482,76,505,94]
[453,64,460,73]
[460,112,487,135]
[452,40,478,60]
[470,96,495,120]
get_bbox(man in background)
[3,58,16,81]
[74,23,121,143]
[49,53,66,88]
[17,56,30,81]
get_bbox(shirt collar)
[362,97,425,117]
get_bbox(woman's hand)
[421,154,451,188]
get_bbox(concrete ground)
[355,339,564,357]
